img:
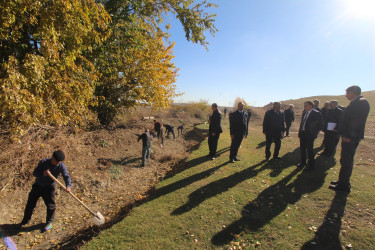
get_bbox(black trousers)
[166,129,175,139]
[338,139,360,186]
[230,134,244,160]
[324,131,340,155]
[208,133,220,157]
[22,183,56,224]
[299,132,316,166]
[285,121,292,136]
[265,135,281,158]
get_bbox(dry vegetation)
[0,104,208,249]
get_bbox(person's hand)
[230,135,234,139]
[66,187,71,193]
[212,133,216,136]
[44,170,50,176]
[342,137,351,143]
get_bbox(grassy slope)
[84,108,375,249]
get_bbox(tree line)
[0,0,217,137]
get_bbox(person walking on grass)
[208,103,223,160]
[229,101,249,163]
[138,129,152,167]
[263,102,285,161]
[297,101,323,170]
[329,85,370,193]
[284,104,295,137]
[19,150,71,232]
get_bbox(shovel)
[47,171,105,226]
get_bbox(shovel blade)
[92,211,105,226]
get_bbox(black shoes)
[297,163,306,168]
[234,158,240,161]
[273,156,281,160]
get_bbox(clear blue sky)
[168,0,375,107]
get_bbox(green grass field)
[84,112,375,249]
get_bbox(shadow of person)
[256,141,267,149]
[215,147,230,157]
[172,148,302,216]
[211,154,336,246]
[0,223,44,237]
[301,192,348,250]
[148,161,229,202]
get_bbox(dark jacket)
[163,124,174,132]
[284,109,295,123]
[154,122,161,132]
[323,107,343,132]
[138,132,151,147]
[230,110,248,137]
[263,109,285,137]
[338,96,370,140]
[321,107,329,121]
[299,109,323,138]
[209,109,223,134]
[314,107,322,113]
[33,159,71,188]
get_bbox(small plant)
[100,139,108,148]
[109,165,123,180]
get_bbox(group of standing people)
[208,85,370,194]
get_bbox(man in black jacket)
[208,103,223,159]
[320,100,343,156]
[329,86,370,193]
[284,104,295,137]
[20,150,71,232]
[229,102,248,163]
[263,102,285,160]
[298,101,323,170]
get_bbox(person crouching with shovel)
[19,150,71,232]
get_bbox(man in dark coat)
[284,104,295,137]
[229,102,248,163]
[320,100,343,156]
[263,102,285,160]
[298,101,323,170]
[329,86,370,193]
[208,103,223,159]
[20,150,71,232]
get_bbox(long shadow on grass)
[148,160,229,202]
[171,148,301,216]
[301,191,348,250]
[211,155,336,245]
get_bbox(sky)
[167,0,375,107]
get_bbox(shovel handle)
[46,171,97,217]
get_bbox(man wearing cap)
[329,85,370,192]
[19,150,71,231]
